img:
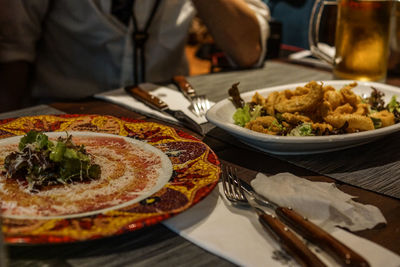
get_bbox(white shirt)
[0,0,270,99]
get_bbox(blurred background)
[186,0,399,76]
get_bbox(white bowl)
[206,80,400,155]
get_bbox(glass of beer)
[309,0,395,82]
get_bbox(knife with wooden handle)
[276,207,369,267]
[244,191,326,267]
[125,85,204,136]
[240,179,370,267]
[172,75,196,100]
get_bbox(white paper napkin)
[163,176,399,267]
[251,172,387,232]
[94,83,212,124]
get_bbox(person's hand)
[192,0,263,67]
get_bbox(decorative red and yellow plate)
[0,114,220,244]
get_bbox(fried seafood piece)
[264,91,279,116]
[245,116,281,135]
[274,81,324,113]
[294,86,310,96]
[251,92,265,105]
[324,89,343,110]
[323,85,336,93]
[370,110,395,127]
[333,103,354,114]
[340,82,361,107]
[283,89,294,99]
[354,104,370,116]
[282,86,310,99]
[316,100,332,119]
[281,112,312,125]
[275,91,288,105]
[325,114,374,132]
[312,122,333,133]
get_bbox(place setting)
[206,79,400,200]
[94,76,214,136]
[0,74,218,243]
[2,67,400,266]
[1,120,398,266]
[164,164,399,267]
[0,114,220,244]
[1,72,400,266]
[162,81,400,266]
[1,0,400,265]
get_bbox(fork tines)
[191,96,211,117]
[222,165,247,203]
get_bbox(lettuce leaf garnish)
[370,117,382,129]
[233,104,263,127]
[288,123,314,136]
[233,104,251,127]
[4,131,101,191]
[387,95,400,113]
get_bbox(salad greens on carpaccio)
[229,81,400,136]
[3,131,101,191]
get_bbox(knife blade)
[243,191,327,267]
[239,178,370,267]
[125,85,204,136]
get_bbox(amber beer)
[333,0,394,81]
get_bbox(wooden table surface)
[5,60,400,267]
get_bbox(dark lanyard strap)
[132,0,161,85]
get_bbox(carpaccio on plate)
[0,114,220,244]
[1,131,172,218]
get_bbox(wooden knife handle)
[172,75,196,99]
[258,213,326,267]
[276,207,370,267]
[125,86,168,110]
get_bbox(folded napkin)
[95,83,211,125]
[163,174,399,267]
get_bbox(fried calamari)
[231,81,399,136]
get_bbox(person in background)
[263,0,313,49]
[388,3,400,76]
[0,0,270,112]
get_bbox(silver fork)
[223,166,370,267]
[190,95,211,117]
[222,165,326,267]
[172,75,211,117]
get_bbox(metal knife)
[243,190,327,267]
[125,85,204,136]
[240,179,370,267]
